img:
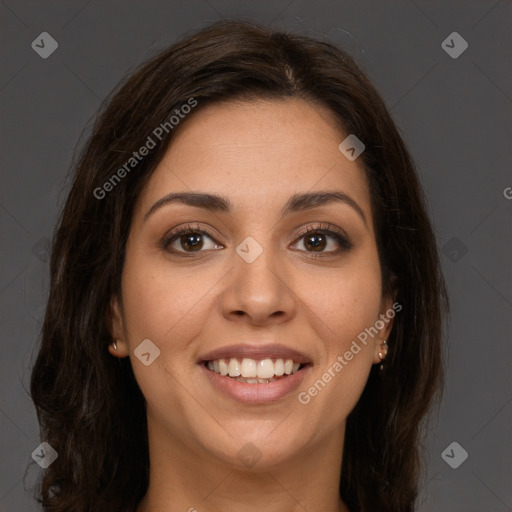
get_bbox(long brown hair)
[30,19,448,512]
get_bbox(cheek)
[118,253,215,417]
[294,257,382,420]
[119,247,222,357]
[121,238,178,323]
[299,261,383,354]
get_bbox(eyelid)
[294,222,348,240]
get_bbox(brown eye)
[163,225,223,254]
[292,224,353,256]
[176,233,204,251]
[303,232,328,252]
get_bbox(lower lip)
[199,364,311,404]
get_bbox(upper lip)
[198,343,312,364]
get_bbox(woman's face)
[111,98,394,470]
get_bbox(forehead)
[135,98,372,222]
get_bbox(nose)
[220,242,297,326]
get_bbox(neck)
[136,422,349,512]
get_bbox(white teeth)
[274,359,285,376]
[257,358,275,379]
[240,358,257,378]
[228,358,241,377]
[206,356,304,380]
[218,359,229,376]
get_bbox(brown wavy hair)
[29,19,448,512]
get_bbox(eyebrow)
[143,190,367,226]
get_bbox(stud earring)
[378,340,388,371]
[112,340,118,351]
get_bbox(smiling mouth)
[203,357,308,384]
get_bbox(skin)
[109,98,394,512]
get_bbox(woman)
[30,19,448,512]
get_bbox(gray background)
[1,1,511,510]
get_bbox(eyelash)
[162,222,353,257]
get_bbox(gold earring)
[112,340,118,351]
[378,340,388,371]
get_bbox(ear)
[372,293,399,364]
[107,294,129,358]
